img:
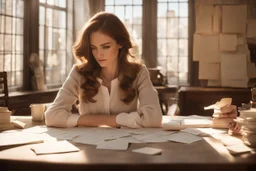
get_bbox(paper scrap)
[31,140,79,155]
[132,147,162,155]
[165,132,203,144]
[96,139,129,150]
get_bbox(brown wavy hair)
[73,11,142,104]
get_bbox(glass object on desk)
[167,97,180,116]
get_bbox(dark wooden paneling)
[178,87,251,116]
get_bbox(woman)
[45,12,162,128]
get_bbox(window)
[157,0,188,85]
[105,0,189,85]
[0,0,73,91]
[0,0,24,89]
[39,0,73,87]
[105,0,143,58]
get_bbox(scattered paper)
[96,139,129,150]
[225,143,252,154]
[165,132,203,144]
[0,132,53,147]
[31,140,79,155]
[132,147,162,155]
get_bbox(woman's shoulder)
[137,64,149,76]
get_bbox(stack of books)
[212,105,237,129]
[205,98,237,129]
[0,107,14,131]
[235,108,256,147]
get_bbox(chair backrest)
[0,71,9,107]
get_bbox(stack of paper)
[205,98,238,129]
[235,108,256,147]
[0,107,14,131]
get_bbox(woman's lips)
[98,59,107,62]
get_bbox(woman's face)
[90,31,121,68]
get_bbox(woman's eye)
[103,46,110,49]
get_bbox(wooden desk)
[178,87,251,116]
[0,116,256,171]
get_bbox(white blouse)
[45,64,162,128]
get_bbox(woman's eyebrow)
[100,42,111,46]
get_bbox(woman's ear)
[119,45,123,49]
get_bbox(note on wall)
[199,62,220,80]
[219,34,237,51]
[222,5,247,33]
[196,5,214,33]
[247,19,256,38]
[213,6,222,33]
[221,53,247,80]
[199,34,220,62]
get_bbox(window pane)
[179,39,187,56]
[167,18,178,38]
[40,1,72,86]
[39,26,45,49]
[105,0,114,5]
[179,3,188,17]
[6,0,12,15]
[157,0,188,85]
[5,16,12,34]
[168,3,178,17]
[16,18,23,34]
[46,27,53,50]
[16,35,23,51]
[133,0,142,5]
[158,39,167,56]
[179,18,188,38]
[158,18,166,38]
[39,6,45,25]
[5,35,12,51]
[0,0,24,88]
[105,1,142,57]
[46,8,53,26]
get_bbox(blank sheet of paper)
[199,62,220,80]
[196,5,214,33]
[165,132,203,144]
[96,139,129,150]
[219,34,237,51]
[221,53,247,80]
[222,5,247,33]
[213,5,222,33]
[31,140,79,155]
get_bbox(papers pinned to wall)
[196,5,214,33]
[199,62,220,80]
[222,5,247,33]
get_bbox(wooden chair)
[0,71,9,107]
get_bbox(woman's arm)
[116,65,162,128]
[77,114,119,127]
[45,65,80,127]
